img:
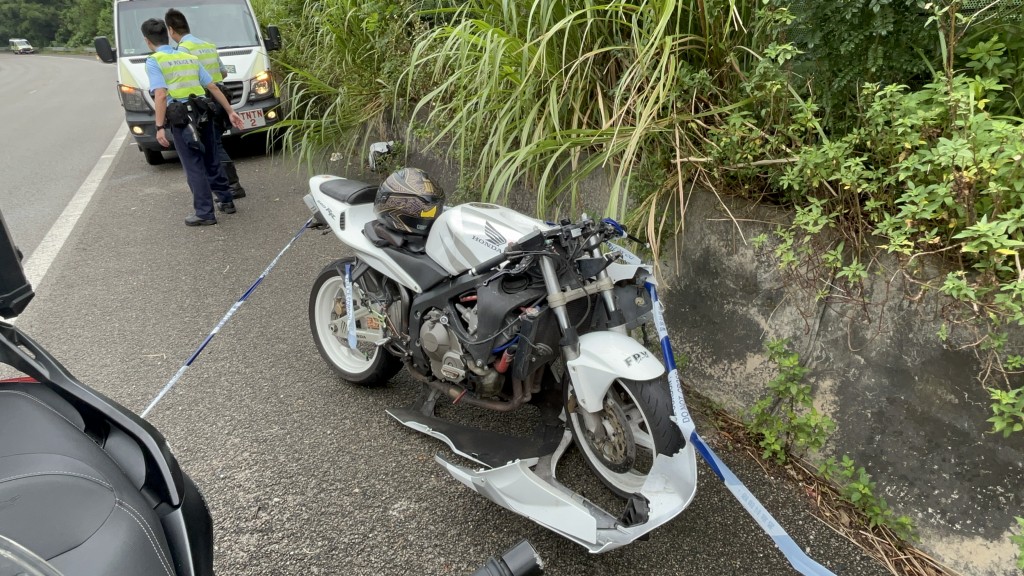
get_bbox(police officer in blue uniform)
[165,8,247,199]
[142,18,245,226]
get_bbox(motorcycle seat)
[0,382,176,576]
[319,178,377,205]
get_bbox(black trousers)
[169,121,233,221]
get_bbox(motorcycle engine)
[420,305,502,397]
[420,309,468,382]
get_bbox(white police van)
[95,0,282,165]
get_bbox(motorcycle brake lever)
[482,267,510,287]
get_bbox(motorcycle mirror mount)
[368,141,395,173]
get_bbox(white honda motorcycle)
[302,166,697,552]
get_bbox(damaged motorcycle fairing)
[388,379,699,554]
[435,426,697,554]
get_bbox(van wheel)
[143,148,164,165]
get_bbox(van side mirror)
[265,25,282,51]
[94,36,116,63]
[0,210,34,319]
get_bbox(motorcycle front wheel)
[566,377,684,497]
[309,259,401,386]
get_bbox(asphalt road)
[0,53,121,259]
[8,71,892,575]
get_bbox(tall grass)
[405,0,765,219]
[254,0,425,169]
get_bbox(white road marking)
[23,130,126,288]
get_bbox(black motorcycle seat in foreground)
[318,178,376,205]
[0,381,176,576]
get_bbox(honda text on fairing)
[302,161,698,552]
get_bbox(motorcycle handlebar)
[470,252,509,276]
[468,540,544,576]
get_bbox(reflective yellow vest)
[177,37,223,83]
[149,51,206,100]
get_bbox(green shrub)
[787,0,936,130]
[1012,516,1024,570]
[748,339,835,464]
[820,455,917,540]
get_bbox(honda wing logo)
[484,222,507,246]
[472,221,508,252]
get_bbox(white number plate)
[238,109,265,129]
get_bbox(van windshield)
[117,0,260,57]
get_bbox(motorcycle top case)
[425,203,553,276]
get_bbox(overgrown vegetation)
[819,456,916,541]
[252,0,430,169]
[749,339,834,463]
[735,4,1024,444]
[404,0,776,214]
[749,339,914,541]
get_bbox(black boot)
[223,161,246,198]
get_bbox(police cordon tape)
[140,217,314,418]
[142,215,836,574]
[645,281,837,576]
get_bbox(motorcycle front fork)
[538,237,627,362]
[586,233,626,336]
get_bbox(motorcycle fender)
[566,331,665,413]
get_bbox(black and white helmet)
[373,168,445,236]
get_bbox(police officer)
[164,8,247,199]
[142,18,244,226]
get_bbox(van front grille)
[221,81,244,105]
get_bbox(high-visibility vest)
[149,51,206,100]
[177,38,223,83]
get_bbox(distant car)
[8,38,34,54]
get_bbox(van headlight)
[118,84,150,113]
[249,71,273,101]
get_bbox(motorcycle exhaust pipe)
[468,540,543,576]
[404,359,529,412]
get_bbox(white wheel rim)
[570,382,657,495]
[313,274,384,374]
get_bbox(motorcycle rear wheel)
[309,259,401,386]
[566,377,684,498]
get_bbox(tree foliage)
[786,0,937,129]
[0,0,62,48]
[0,0,112,49]
[55,0,112,47]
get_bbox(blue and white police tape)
[344,263,358,349]
[141,217,315,418]
[645,281,836,576]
